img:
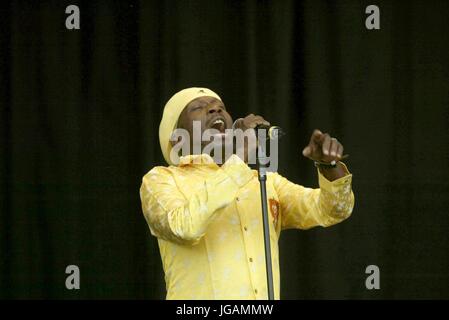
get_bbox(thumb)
[302,146,311,157]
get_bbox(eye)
[190,104,204,112]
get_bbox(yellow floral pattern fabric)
[140,154,354,300]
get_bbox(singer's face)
[176,96,233,148]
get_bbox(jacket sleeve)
[139,155,254,245]
[271,163,355,230]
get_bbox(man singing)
[140,87,354,300]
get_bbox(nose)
[208,104,223,114]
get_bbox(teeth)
[213,119,224,125]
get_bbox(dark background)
[1,0,448,299]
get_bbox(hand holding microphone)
[232,114,270,131]
[232,114,275,163]
[232,114,285,140]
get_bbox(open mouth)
[208,118,226,133]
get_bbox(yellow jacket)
[140,154,354,299]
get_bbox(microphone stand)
[256,131,275,300]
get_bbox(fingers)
[336,143,344,159]
[325,137,343,162]
[253,115,270,127]
[329,138,339,157]
[321,134,331,156]
[243,114,270,129]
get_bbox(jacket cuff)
[317,162,352,192]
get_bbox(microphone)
[255,124,285,140]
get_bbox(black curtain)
[1,0,448,299]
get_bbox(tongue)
[211,122,224,132]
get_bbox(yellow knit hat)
[159,87,222,165]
